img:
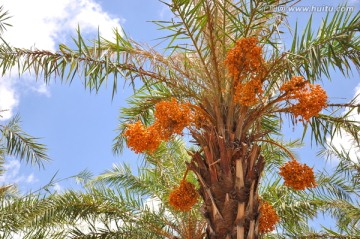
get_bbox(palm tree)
[0,1,359,238]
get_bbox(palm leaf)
[0,115,49,167]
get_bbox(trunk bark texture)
[189,129,265,239]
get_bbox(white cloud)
[0,0,124,121]
[25,173,38,184]
[144,196,174,220]
[0,80,18,120]
[65,0,124,40]
[144,196,163,212]
[53,182,62,193]
[9,233,24,239]
[0,159,21,182]
[2,0,123,50]
[0,159,39,185]
[329,84,360,162]
[31,82,51,97]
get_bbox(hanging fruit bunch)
[169,178,199,212]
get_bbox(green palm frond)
[313,171,357,202]
[305,109,360,146]
[0,137,202,238]
[0,115,49,167]
[93,163,153,196]
[0,27,200,99]
[322,199,360,233]
[1,185,142,235]
[285,7,360,81]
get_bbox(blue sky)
[0,0,359,200]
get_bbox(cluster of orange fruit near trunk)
[259,200,280,233]
[123,98,192,153]
[224,37,265,106]
[154,98,193,140]
[224,37,263,81]
[168,180,199,211]
[122,121,161,154]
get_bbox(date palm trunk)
[189,129,265,239]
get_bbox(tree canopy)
[0,0,359,238]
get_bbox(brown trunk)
[189,130,265,239]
